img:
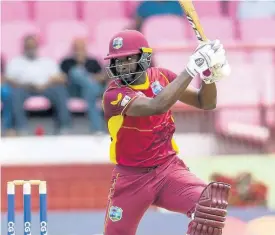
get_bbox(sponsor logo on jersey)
[121,95,131,107]
[151,81,163,95]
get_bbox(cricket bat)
[178,0,208,42]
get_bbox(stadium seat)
[82,1,125,29]
[193,1,222,17]
[250,62,274,108]
[246,216,275,235]
[226,51,248,64]
[266,107,275,129]
[24,97,51,111]
[1,22,40,60]
[227,1,239,19]
[87,42,106,65]
[142,15,187,46]
[154,51,190,75]
[1,1,29,23]
[261,65,275,128]
[250,50,275,64]
[92,18,133,58]
[215,63,269,144]
[67,98,102,113]
[67,98,87,113]
[222,217,248,235]
[39,43,70,62]
[154,50,200,88]
[216,121,270,144]
[46,20,89,53]
[240,18,275,42]
[217,63,261,107]
[188,17,235,42]
[34,1,77,29]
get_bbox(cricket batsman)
[102,30,231,235]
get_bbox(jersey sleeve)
[158,67,177,83]
[103,87,138,117]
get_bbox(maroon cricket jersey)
[102,67,179,167]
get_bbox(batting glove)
[200,40,231,84]
[186,40,227,78]
[200,60,231,84]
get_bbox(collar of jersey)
[129,73,150,90]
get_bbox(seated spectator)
[1,57,15,136]
[5,35,71,135]
[134,1,184,31]
[60,39,106,134]
[237,0,275,19]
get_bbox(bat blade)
[178,0,208,42]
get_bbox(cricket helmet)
[104,30,152,85]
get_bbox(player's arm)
[179,83,217,110]
[161,67,217,110]
[126,70,193,116]
[180,42,230,109]
[167,41,229,110]
[127,40,225,116]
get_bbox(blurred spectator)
[211,172,268,207]
[1,56,15,136]
[134,1,184,31]
[237,0,275,19]
[60,39,106,133]
[5,35,71,135]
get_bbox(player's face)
[113,54,142,84]
[114,54,139,75]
